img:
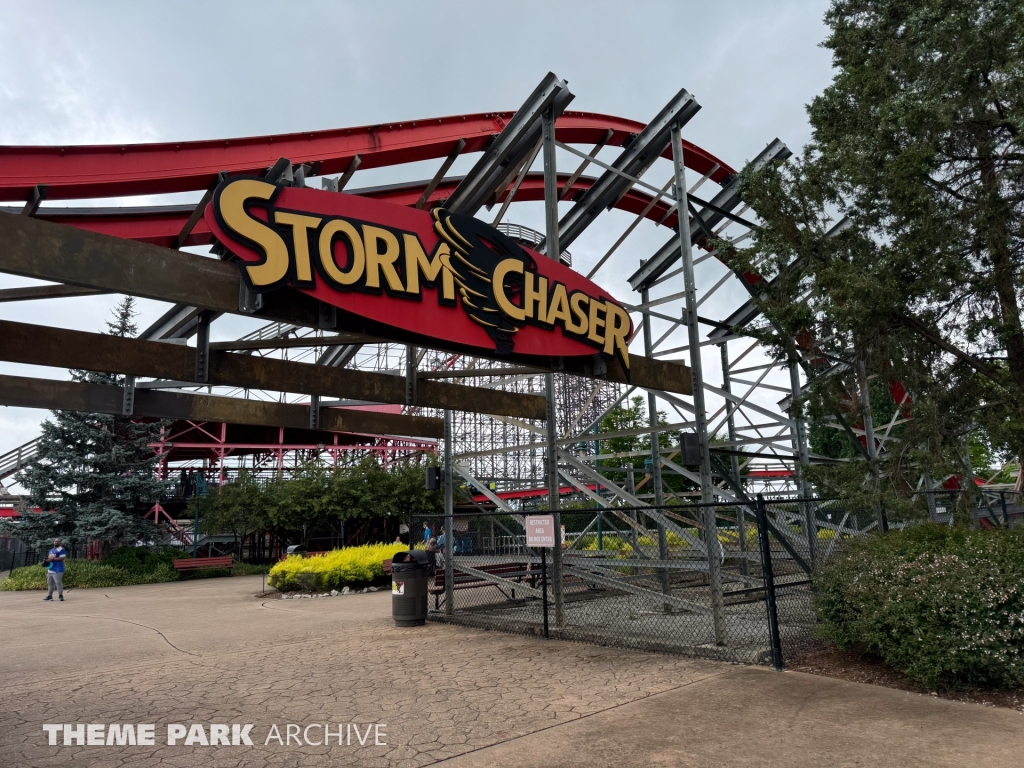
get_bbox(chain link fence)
[411,496,877,667]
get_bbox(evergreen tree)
[737,0,1024,498]
[0,298,170,549]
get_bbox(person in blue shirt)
[43,538,66,602]
[434,527,447,569]
[422,523,432,545]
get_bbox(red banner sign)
[205,178,633,367]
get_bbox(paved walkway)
[0,576,1019,767]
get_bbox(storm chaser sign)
[206,178,634,368]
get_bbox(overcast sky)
[0,0,836,459]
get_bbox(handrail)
[0,437,40,480]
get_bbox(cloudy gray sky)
[0,0,835,457]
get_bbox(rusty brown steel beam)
[209,333,382,351]
[0,319,547,420]
[0,211,692,394]
[0,284,109,302]
[0,372,444,438]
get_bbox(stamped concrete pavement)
[0,575,1019,767]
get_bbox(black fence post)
[878,498,889,533]
[755,494,784,671]
[541,548,549,640]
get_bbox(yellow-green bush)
[268,542,407,592]
[579,527,761,552]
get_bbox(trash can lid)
[392,550,429,565]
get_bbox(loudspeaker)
[680,432,701,467]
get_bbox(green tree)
[194,470,269,555]
[0,297,169,550]
[739,0,1024,499]
[267,462,337,548]
[595,396,690,496]
[331,456,441,526]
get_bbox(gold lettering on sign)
[603,302,631,363]
[523,272,548,324]
[568,292,590,336]
[493,259,526,321]
[362,225,404,292]
[546,283,570,328]
[587,300,607,348]
[217,179,290,288]
[274,211,322,283]
[212,178,634,368]
[404,236,455,302]
[318,219,365,286]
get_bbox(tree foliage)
[0,298,169,549]
[195,456,442,547]
[738,0,1024,499]
[596,396,691,495]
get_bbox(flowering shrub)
[814,525,1024,689]
[268,542,408,592]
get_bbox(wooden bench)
[173,556,234,572]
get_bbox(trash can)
[391,550,429,627]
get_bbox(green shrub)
[268,542,407,592]
[0,550,270,591]
[815,525,1024,690]
[0,559,180,590]
[232,562,273,576]
[102,546,180,574]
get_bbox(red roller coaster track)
[0,111,733,202]
[7,174,686,249]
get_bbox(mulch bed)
[787,646,1024,713]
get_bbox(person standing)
[43,538,66,602]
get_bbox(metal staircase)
[0,438,39,482]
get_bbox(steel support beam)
[542,106,565,629]
[171,172,225,250]
[0,372,444,437]
[707,216,851,343]
[444,72,573,216]
[0,284,106,302]
[0,319,547,420]
[545,88,700,252]
[789,359,815,562]
[670,124,726,644]
[415,139,465,209]
[721,343,747,574]
[21,184,47,216]
[642,286,671,600]
[628,139,791,291]
[142,303,210,341]
[443,410,454,615]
